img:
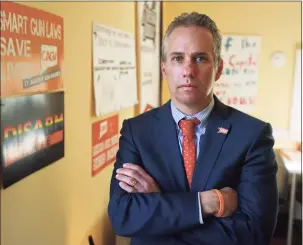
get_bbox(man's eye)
[173,56,183,62]
[196,56,206,62]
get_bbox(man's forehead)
[167,37,213,54]
[167,27,213,47]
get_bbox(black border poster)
[1,92,64,188]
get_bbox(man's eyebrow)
[192,52,209,56]
[170,52,184,56]
[169,52,209,56]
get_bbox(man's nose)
[183,60,196,79]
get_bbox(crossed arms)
[108,119,279,245]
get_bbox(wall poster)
[92,114,119,176]
[214,35,261,113]
[1,2,64,96]
[93,22,137,116]
[1,92,65,188]
[137,1,162,113]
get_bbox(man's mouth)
[178,84,197,88]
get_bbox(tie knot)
[178,118,200,136]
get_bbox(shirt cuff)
[198,192,204,224]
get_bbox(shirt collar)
[170,97,215,127]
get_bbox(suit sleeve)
[108,119,201,237]
[178,123,279,245]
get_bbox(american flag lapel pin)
[217,127,228,134]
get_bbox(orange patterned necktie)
[178,118,200,187]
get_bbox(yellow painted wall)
[1,2,136,245]
[161,2,301,130]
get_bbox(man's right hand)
[199,187,238,218]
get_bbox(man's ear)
[161,61,167,79]
[215,59,224,81]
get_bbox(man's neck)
[172,96,212,116]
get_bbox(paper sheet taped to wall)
[92,22,138,116]
[214,35,261,113]
[137,1,161,113]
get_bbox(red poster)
[92,114,119,176]
[0,2,64,96]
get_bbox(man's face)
[161,26,223,107]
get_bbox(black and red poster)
[1,92,64,188]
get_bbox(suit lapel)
[154,101,188,191]
[191,97,231,191]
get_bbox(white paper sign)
[214,35,261,113]
[93,22,138,116]
[138,2,161,113]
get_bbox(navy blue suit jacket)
[108,96,279,245]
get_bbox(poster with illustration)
[1,92,64,188]
[92,114,119,176]
[214,35,261,112]
[1,2,64,96]
[137,1,161,113]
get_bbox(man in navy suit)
[108,12,278,245]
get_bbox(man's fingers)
[119,181,136,193]
[122,163,153,182]
[116,167,144,183]
[116,174,143,191]
[116,164,160,193]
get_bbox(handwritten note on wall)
[92,22,138,116]
[214,35,261,113]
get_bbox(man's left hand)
[116,163,160,193]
